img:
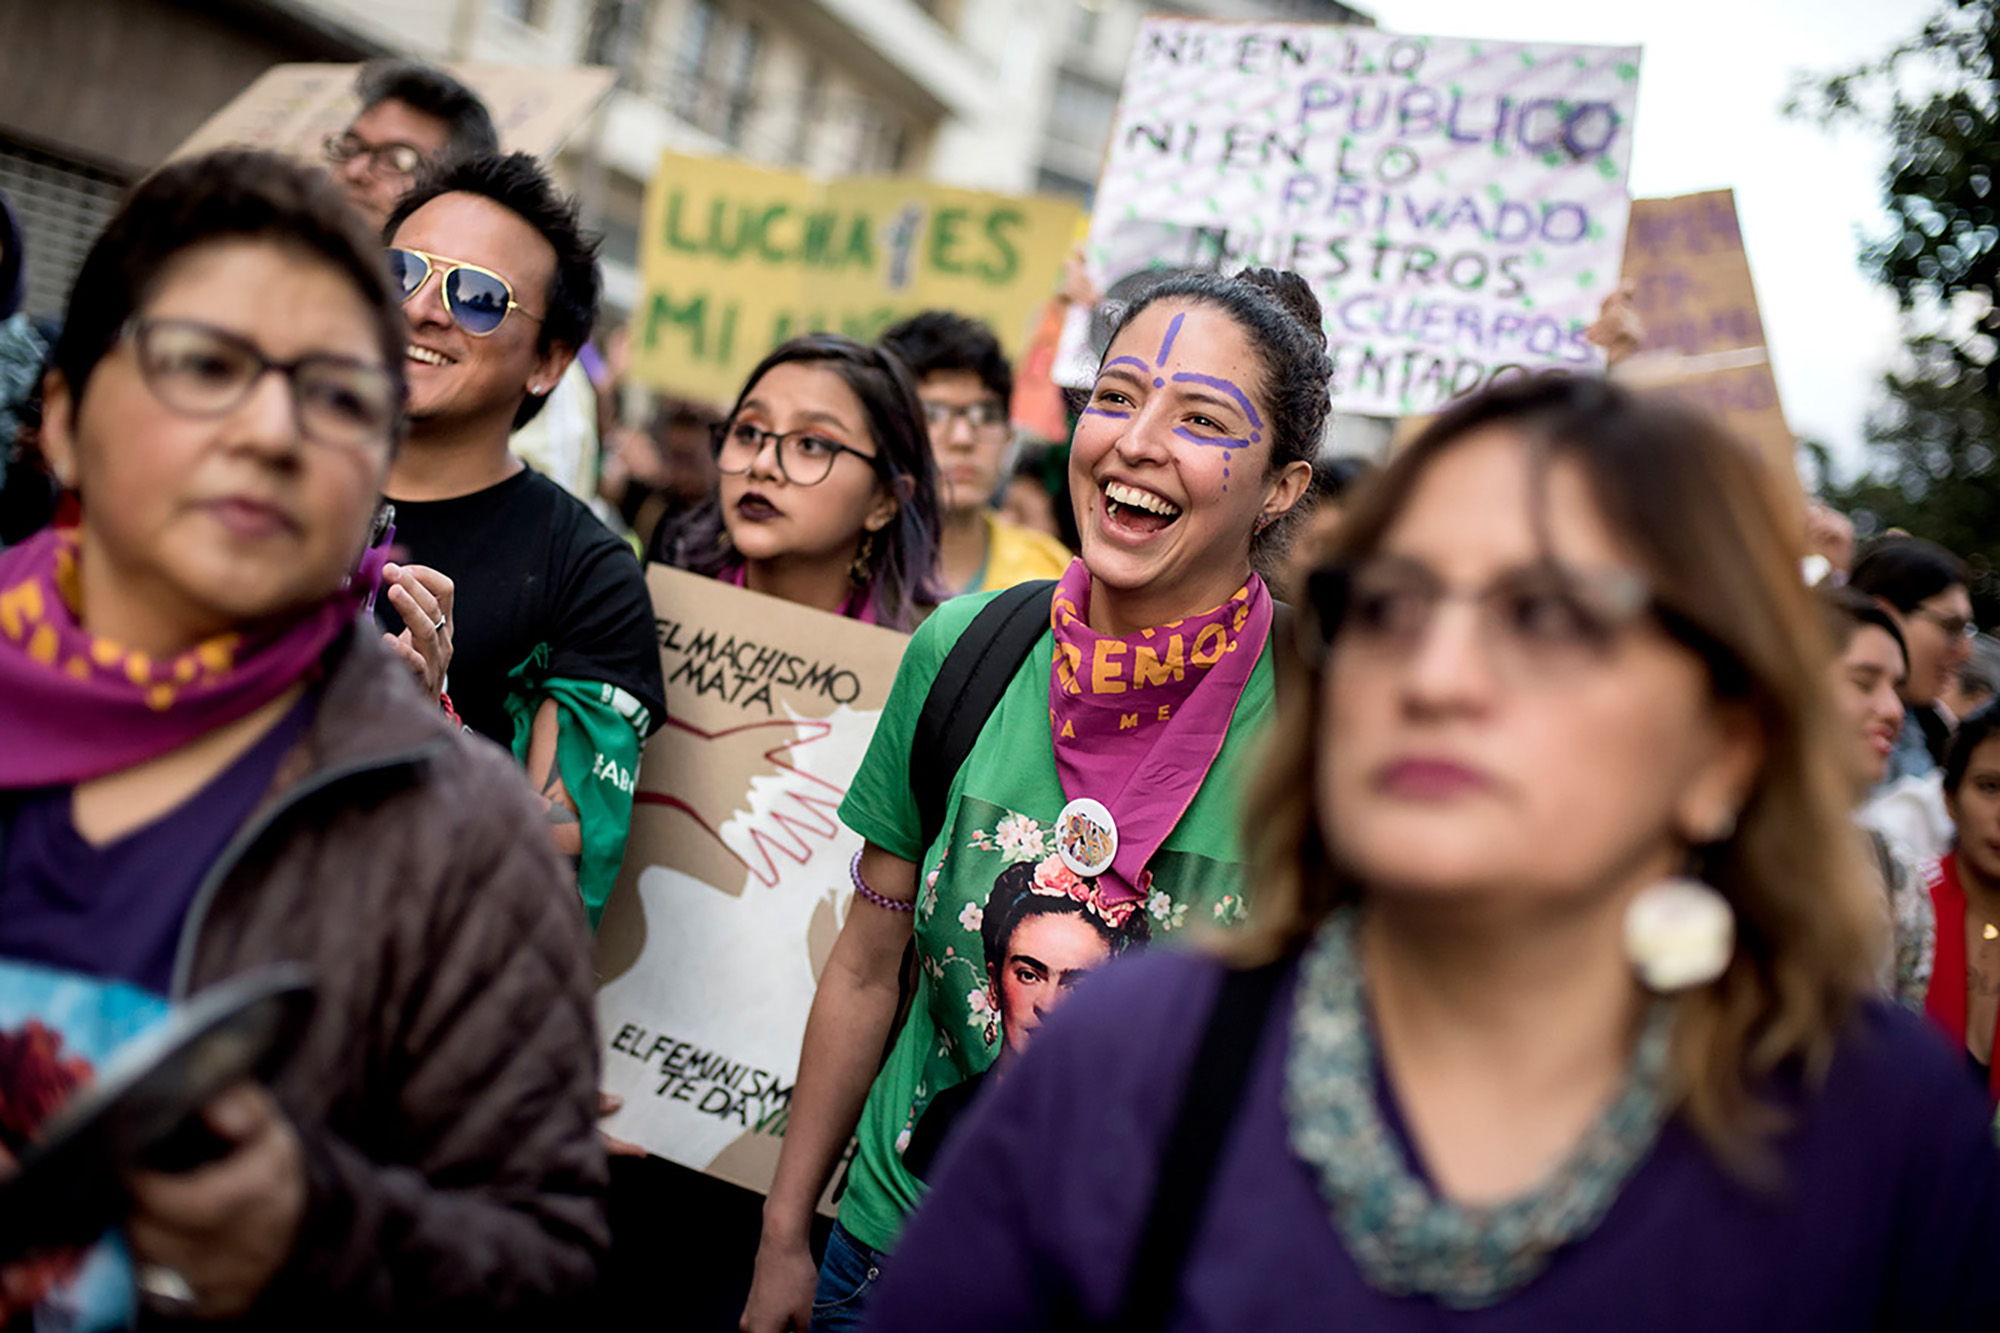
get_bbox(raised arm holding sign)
[1058,18,1642,418]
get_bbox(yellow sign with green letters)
[631,151,1083,401]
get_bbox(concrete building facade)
[0,0,1075,319]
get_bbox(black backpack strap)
[1106,958,1288,1333]
[1270,598,1297,700]
[908,579,1057,851]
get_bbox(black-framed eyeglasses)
[1300,555,1741,691]
[710,420,886,487]
[922,399,1009,437]
[323,132,426,178]
[387,248,543,338]
[122,317,398,454]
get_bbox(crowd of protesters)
[0,55,1995,1332]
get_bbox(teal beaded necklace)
[1283,907,1675,1309]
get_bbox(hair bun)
[1237,267,1326,351]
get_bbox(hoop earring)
[849,530,877,587]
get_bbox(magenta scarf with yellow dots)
[1046,557,1272,906]
[0,527,374,789]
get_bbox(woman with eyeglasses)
[741,269,1320,1333]
[0,151,605,1327]
[865,376,2000,1332]
[659,333,946,631]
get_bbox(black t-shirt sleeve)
[546,505,667,736]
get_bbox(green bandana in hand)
[504,644,651,927]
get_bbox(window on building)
[670,0,721,124]
[0,136,129,319]
[585,0,654,86]
[789,62,823,165]
[1072,0,1105,48]
[1035,164,1093,204]
[496,0,550,28]
[719,21,761,148]
[1047,69,1118,155]
[847,107,908,175]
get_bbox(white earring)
[1624,877,1735,992]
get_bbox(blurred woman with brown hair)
[865,376,2000,1330]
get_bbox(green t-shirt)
[835,589,1274,1253]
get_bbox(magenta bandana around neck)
[1046,558,1271,906]
[721,562,880,626]
[0,528,378,790]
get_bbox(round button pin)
[1055,797,1118,878]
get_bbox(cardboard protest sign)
[593,566,907,1201]
[1619,190,1795,481]
[629,151,1083,402]
[1057,18,1642,417]
[165,62,615,164]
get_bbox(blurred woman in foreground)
[0,151,601,1328]
[867,376,2000,1330]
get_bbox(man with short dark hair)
[377,153,664,924]
[880,311,1071,594]
[325,59,500,231]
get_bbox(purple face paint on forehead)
[1079,313,1269,481]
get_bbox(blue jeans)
[809,1221,886,1333]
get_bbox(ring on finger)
[432,615,448,635]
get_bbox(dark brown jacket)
[162,629,606,1328]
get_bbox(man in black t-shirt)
[374,153,663,924]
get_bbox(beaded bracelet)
[850,849,915,913]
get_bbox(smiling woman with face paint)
[742,270,1321,1333]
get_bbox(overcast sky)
[1365,0,1934,481]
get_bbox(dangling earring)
[849,530,877,587]
[1624,814,1737,992]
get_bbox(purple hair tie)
[850,849,914,913]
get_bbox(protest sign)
[629,151,1083,402]
[1056,18,1642,417]
[1619,189,1796,482]
[165,62,615,164]
[594,566,907,1202]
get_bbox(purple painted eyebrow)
[1156,312,1185,364]
[1171,372,1264,431]
[1102,356,1151,377]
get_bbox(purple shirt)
[867,949,2000,1331]
[0,694,312,995]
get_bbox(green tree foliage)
[1791,0,2000,611]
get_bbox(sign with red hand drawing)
[593,566,906,1204]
